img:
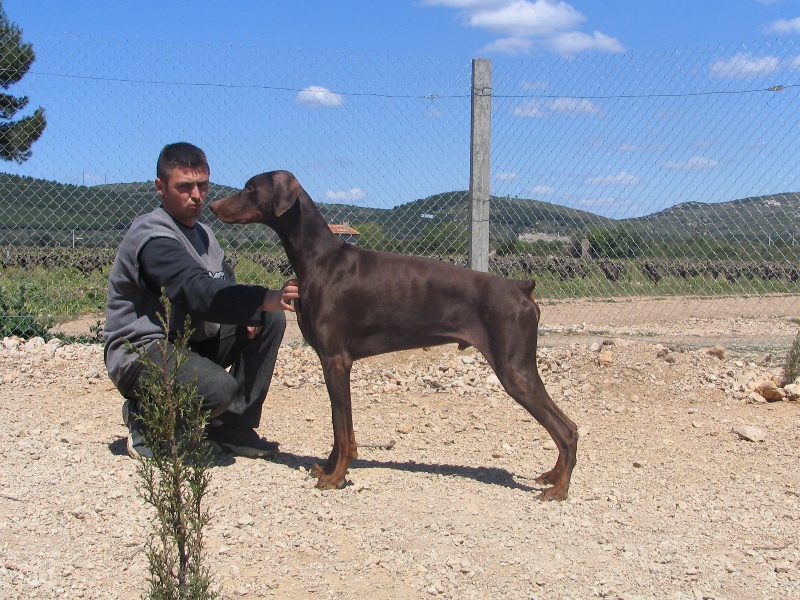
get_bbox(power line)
[26,70,799,100]
[498,84,797,100]
[26,71,464,99]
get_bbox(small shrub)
[782,330,800,386]
[580,226,644,259]
[0,285,52,339]
[131,296,218,600]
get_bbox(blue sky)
[5,0,800,219]
[7,0,799,58]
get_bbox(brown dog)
[209,171,578,500]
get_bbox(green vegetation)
[782,331,800,386]
[0,2,46,163]
[1,248,110,316]
[3,173,798,253]
[1,246,797,330]
[0,175,240,246]
[132,303,217,599]
[579,226,645,259]
[0,284,52,338]
[0,173,797,332]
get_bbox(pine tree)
[0,1,45,163]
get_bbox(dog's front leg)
[311,354,357,490]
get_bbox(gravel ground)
[2,296,800,599]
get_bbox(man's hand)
[262,279,300,313]
[279,279,300,311]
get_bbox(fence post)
[469,58,492,272]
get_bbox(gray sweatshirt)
[103,207,265,394]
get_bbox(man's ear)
[271,170,303,217]
[155,177,166,200]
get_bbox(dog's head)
[208,170,303,225]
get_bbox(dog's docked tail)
[519,279,536,303]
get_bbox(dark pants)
[125,311,286,430]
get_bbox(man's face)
[155,165,210,227]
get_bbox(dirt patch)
[3,297,799,598]
[539,294,799,350]
[50,294,800,350]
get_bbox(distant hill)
[370,191,617,241]
[623,193,800,242]
[1,172,798,246]
[0,174,240,230]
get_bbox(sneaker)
[122,399,153,459]
[206,423,279,458]
[126,434,154,459]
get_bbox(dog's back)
[296,240,540,361]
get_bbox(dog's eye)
[245,185,255,193]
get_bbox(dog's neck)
[273,191,342,280]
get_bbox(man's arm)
[139,237,265,325]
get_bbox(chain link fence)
[491,41,799,293]
[1,35,798,345]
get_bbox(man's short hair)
[156,142,209,182]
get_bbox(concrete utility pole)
[469,58,491,272]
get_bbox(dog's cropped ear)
[271,170,303,217]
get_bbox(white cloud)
[324,188,367,202]
[663,156,719,170]
[585,171,641,186]
[512,100,547,117]
[496,171,518,180]
[763,17,800,34]
[618,141,664,152]
[296,86,344,107]
[512,96,602,117]
[422,0,624,57]
[466,0,585,38]
[529,184,554,195]
[79,173,107,184]
[522,80,549,90]
[549,97,602,115]
[420,1,510,8]
[545,30,625,58]
[709,53,781,79]
[480,36,535,55]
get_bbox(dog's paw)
[535,473,555,485]
[538,485,568,501]
[315,476,348,490]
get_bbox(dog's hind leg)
[481,323,578,501]
[475,292,578,500]
[311,353,358,490]
[500,363,578,500]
